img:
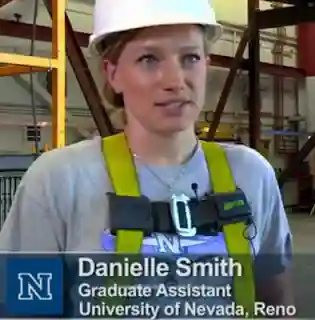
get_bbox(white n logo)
[156,234,182,253]
[18,273,53,300]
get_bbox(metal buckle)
[170,194,196,237]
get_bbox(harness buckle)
[170,194,197,237]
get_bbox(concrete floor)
[288,213,315,317]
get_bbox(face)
[104,24,208,134]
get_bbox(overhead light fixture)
[37,121,48,127]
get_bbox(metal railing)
[0,171,24,229]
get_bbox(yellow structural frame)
[0,0,66,148]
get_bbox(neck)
[124,125,198,166]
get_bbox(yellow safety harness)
[102,133,255,316]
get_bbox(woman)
[0,0,293,315]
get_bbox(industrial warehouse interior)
[0,0,315,318]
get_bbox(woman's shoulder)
[219,143,285,245]
[220,142,275,179]
[218,142,279,207]
[21,136,104,187]
[41,136,102,164]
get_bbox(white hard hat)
[89,0,222,55]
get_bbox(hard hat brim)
[89,22,223,57]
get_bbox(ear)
[103,60,122,93]
[206,55,211,65]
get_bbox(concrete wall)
[0,124,79,154]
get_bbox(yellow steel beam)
[51,0,66,148]
[0,65,46,77]
[0,0,66,149]
[0,52,58,69]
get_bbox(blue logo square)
[5,255,63,316]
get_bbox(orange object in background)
[196,121,235,139]
[31,142,50,154]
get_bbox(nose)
[161,59,185,93]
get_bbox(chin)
[154,122,193,135]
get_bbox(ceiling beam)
[0,19,305,79]
[263,0,314,4]
[256,4,315,29]
[0,0,14,7]
[0,19,89,46]
[0,65,45,76]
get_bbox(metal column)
[248,0,260,149]
[0,0,66,149]
[51,0,66,148]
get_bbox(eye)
[182,54,201,65]
[137,54,158,65]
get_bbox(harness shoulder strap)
[201,140,255,316]
[103,134,255,315]
[102,133,143,253]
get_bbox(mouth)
[154,99,191,108]
[154,99,192,118]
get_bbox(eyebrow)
[140,45,202,52]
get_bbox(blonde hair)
[99,30,140,109]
